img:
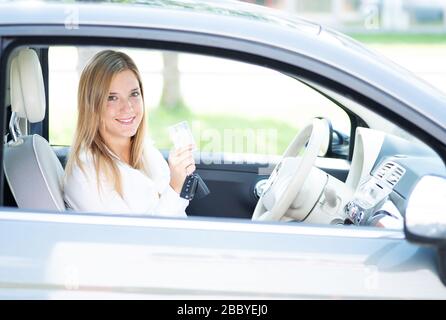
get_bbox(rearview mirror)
[317,117,332,157]
[315,117,349,159]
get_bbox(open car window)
[49,46,351,158]
[2,44,445,232]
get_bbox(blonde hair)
[65,50,148,197]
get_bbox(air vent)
[373,161,406,187]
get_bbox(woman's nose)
[120,98,134,112]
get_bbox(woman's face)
[100,69,143,145]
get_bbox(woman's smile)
[115,116,136,125]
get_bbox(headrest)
[10,48,46,123]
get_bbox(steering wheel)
[252,118,330,221]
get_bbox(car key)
[180,174,198,200]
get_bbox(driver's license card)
[168,121,196,150]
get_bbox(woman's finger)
[178,156,195,170]
[174,144,195,156]
[185,164,196,176]
[173,151,194,164]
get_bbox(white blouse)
[63,143,189,217]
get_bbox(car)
[1,0,446,299]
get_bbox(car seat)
[3,48,65,211]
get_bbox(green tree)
[160,52,184,110]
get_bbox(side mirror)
[405,175,446,286]
[405,175,446,243]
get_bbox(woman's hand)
[168,144,196,194]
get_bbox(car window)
[4,44,444,232]
[48,46,351,158]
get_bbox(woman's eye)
[131,91,140,97]
[108,95,118,102]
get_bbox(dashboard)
[343,127,445,228]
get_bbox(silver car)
[0,0,446,299]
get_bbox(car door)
[1,2,446,299]
[1,210,445,299]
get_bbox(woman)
[63,50,195,217]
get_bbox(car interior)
[2,44,445,230]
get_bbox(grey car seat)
[3,48,65,211]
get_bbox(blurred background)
[242,0,446,33]
[240,0,446,93]
[49,0,446,156]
